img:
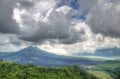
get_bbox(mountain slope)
[0,46,102,67]
[94,47,120,57]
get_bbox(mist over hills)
[74,47,120,58]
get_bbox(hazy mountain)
[0,46,102,67]
[94,47,120,57]
[75,47,120,57]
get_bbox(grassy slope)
[88,70,113,79]
[0,61,99,79]
[89,60,120,79]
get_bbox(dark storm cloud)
[17,0,35,9]
[0,0,20,34]
[18,8,87,44]
[86,0,120,38]
[19,24,86,44]
[18,9,71,43]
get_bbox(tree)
[118,73,120,79]
[0,59,3,62]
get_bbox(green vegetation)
[89,60,120,79]
[88,70,113,79]
[0,61,99,79]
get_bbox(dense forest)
[0,61,100,79]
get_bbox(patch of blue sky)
[55,0,80,10]
[69,0,80,10]
[55,1,64,9]
[55,0,88,21]
[72,10,89,21]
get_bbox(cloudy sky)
[0,0,120,55]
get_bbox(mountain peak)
[25,46,39,50]
[18,46,44,54]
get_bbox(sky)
[0,0,120,55]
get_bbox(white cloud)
[0,44,26,52]
[38,34,120,55]
[17,5,88,44]
[56,5,73,15]
[39,43,68,55]
[0,34,27,52]
[37,0,56,13]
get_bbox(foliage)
[88,70,113,79]
[0,61,100,79]
[90,60,120,79]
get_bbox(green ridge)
[90,60,120,79]
[0,61,100,79]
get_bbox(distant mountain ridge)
[75,47,120,57]
[0,46,101,67]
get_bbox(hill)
[0,61,99,79]
[0,46,102,68]
[75,47,120,58]
[94,47,120,57]
[88,71,114,79]
[89,60,120,79]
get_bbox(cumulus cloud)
[17,0,35,9]
[18,6,89,44]
[86,0,120,38]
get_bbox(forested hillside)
[89,60,120,79]
[0,61,99,79]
